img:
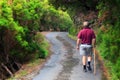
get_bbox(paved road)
[33,32,102,80]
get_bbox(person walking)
[76,21,96,72]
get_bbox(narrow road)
[33,32,102,80]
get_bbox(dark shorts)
[79,44,92,56]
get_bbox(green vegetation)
[1,0,120,79]
[0,0,73,79]
[49,0,120,79]
[96,1,120,79]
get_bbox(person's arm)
[76,38,81,50]
[77,31,82,50]
[91,30,96,48]
[92,38,96,48]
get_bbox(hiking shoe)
[87,66,92,72]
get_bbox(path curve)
[33,32,102,80]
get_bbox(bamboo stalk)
[94,48,96,75]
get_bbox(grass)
[68,34,77,40]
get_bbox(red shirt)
[77,27,96,44]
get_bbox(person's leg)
[87,56,92,66]
[87,54,92,71]
[83,56,87,65]
[87,56,92,71]
[86,46,93,71]
[80,45,87,72]
[82,56,87,72]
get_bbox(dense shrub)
[0,0,73,79]
[97,23,120,79]
[96,0,120,79]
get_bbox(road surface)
[33,32,102,80]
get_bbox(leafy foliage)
[96,0,120,79]
[49,0,120,79]
[41,5,73,31]
[97,24,120,79]
[0,0,73,79]
[2,0,120,79]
